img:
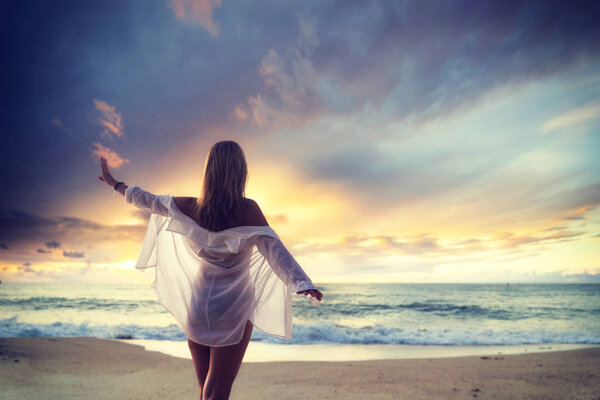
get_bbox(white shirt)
[124,185,319,346]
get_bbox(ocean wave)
[1,316,598,346]
[0,297,159,311]
[293,301,525,320]
[0,316,186,341]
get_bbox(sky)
[1,0,599,284]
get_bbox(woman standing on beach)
[98,140,323,400]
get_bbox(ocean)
[1,283,599,360]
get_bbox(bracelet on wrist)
[113,181,125,190]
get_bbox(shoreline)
[123,339,600,362]
[1,337,599,400]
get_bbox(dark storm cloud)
[0,208,146,249]
[236,0,600,130]
[308,0,600,121]
[45,240,60,249]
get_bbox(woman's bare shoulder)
[243,198,268,226]
[173,196,196,212]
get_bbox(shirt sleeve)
[255,234,317,294]
[125,185,171,217]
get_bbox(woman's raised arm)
[124,186,171,217]
[98,156,169,217]
[98,156,129,196]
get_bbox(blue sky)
[1,0,599,283]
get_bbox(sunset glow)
[2,1,599,284]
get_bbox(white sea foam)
[2,316,599,345]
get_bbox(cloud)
[63,250,85,258]
[37,248,50,254]
[508,270,600,284]
[494,230,584,249]
[234,15,322,128]
[130,209,151,222]
[561,205,595,221]
[170,0,222,37]
[234,1,600,132]
[231,105,247,121]
[321,1,600,122]
[52,117,72,133]
[91,142,130,169]
[17,264,35,274]
[93,99,125,139]
[45,240,60,248]
[89,90,128,182]
[543,226,568,232]
[0,243,7,249]
[266,214,288,225]
[0,209,146,251]
[292,225,585,259]
[542,101,600,133]
[2,259,148,283]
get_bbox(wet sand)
[1,337,599,400]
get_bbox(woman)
[98,140,323,400]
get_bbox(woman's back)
[173,196,268,231]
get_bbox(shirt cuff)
[293,280,316,293]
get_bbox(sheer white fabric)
[125,185,319,346]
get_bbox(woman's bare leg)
[202,320,253,400]
[188,338,211,399]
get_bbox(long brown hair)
[192,140,248,231]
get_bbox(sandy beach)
[1,337,599,400]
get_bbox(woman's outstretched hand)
[296,288,323,301]
[98,156,118,187]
